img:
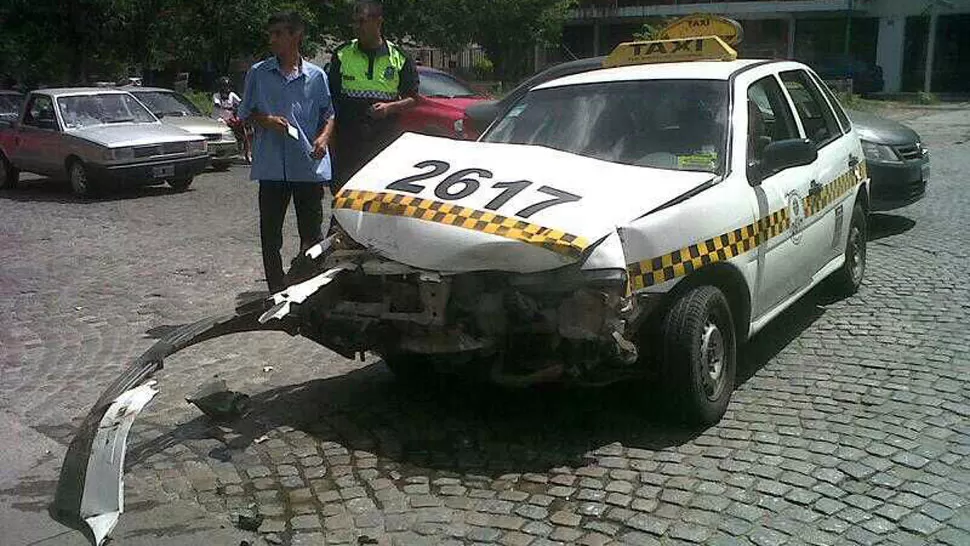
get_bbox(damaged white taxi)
[55,35,869,545]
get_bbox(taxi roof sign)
[603,35,738,68]
[658,14,744,46]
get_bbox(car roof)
[533,59,770,90]
[31,87,137,98]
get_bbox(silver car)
[125,86,238,171]
[0,88,208,196]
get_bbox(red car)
[397,66,487,140]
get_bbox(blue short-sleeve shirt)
[239,57,334,182]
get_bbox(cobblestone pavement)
[1,108,969,546]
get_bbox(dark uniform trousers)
[258,180,327,291]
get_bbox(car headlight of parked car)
[453,118,465,137]
[186,140,208,154]
[861,140,901,163]
[103,147,134,162]
[222,127,235,141]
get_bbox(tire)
[68,159,97,197]
[169,177,193,192]
[661,285,737,426]
[211,160,231,172]
[0,153,19,190]
[830,202,867,296]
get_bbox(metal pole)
[844,0,854,56]
[924,8,938,93]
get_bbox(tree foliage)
[0,0,576,88]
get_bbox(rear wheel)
[169,177,193,192]
[69,159,97,197]
[0,153,18,190]
[661,285,737,426]
[830,202,867,295]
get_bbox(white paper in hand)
[286,123,299,140]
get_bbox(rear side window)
[780,70,842,148]
[809,71,851,133]
[746,76,799,164]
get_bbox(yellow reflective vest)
[335,39,407,101]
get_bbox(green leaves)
[0,0,576,87]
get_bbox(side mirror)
[751,138,816,184]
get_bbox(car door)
[745,74,819,317]
[778,69,857,275]
[17,94,61,175]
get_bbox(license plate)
[152,165,175,178]
[921,163,930,181]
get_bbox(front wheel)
[69,159,97,197]
[830,202,867,296]
[169,177,193,192]
[661,285,737,426]
[0,153,19,190]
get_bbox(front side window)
[132,91,201,118]
[57,93,157,129]
[747,76,799,163]
[780,70,842,148]
[23,96,57,128]
[484,79,729,174]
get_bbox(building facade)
[565,0,970,93]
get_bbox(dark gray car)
[847,110,929,210]
[466,57,929,211]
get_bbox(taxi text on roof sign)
[658,14,744,46]
[603,35,737,68]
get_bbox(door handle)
[848,154,859,168]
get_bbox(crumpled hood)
[334,133,713,273]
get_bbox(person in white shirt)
[212,76,251,163]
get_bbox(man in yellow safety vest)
[328,0,419,188]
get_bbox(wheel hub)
[699,321,726,401]
[849,225,864,282]
[72,165,87,193]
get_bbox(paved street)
[1,107,969,546]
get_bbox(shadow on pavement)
[124,280,839,479]
[868,212,916,242]
[0,178,188,204]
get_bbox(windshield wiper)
[106,117,135,124]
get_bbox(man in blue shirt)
[239,11,335,292]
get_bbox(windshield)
[484,79,729,173]
[132,90,201,117]
[419,71,478,98]
[57,93,157,128]
[0,94,22,114]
